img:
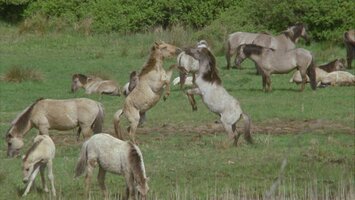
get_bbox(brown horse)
[344,30,355,69]
[5,98,104,157]
[114,41,181,142]
[71,74,121,96]
[226,23,309,69]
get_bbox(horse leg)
[40,164,49,193]
[226,51,231,69]
[127,110,140,143]
[76,127,82,142]
[22,166,40,197]
[265,74,272,92]
[124,172,135,200]
[38,126,49,135]
[299,68,307,92]
[47,160,56,196]
[81,126,92,139]
[114,109,124,139]
[163,80,170,101]
[85,159,97,199]
[221,120,239,146]
[138,112,146,127]
[186,88,202,111]
[97,166,108,199]
[261,74,267,92]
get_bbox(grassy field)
[0,24,354,199]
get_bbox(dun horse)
[183,47,253,146]
[5,98,104,157]
[226,23,309,69]
[75,133,149,200]
[235,44,317,92]
[177,40,209,89]
[290,58,345,85]
[344,30,355,69]
[114,41,181,142]
[71,74,121,96]
[22,135,56,197]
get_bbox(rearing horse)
[183,47,253,146]
[226,23,310,69]
[114,41,181,142]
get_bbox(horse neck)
[276,34,296,49]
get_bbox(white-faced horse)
[114,41,181,142]
[75,133,149,200]
[183,47,253,146]
[235,44,317,92]
[226,23,310,69]
[5,98,104,157]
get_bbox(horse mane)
[11,98,44,132]
[283,23,305,43]
[201,48,221,85]
[23,137,44,162]
[319,59,342,73]
[72,74,88,84]
[128,142,146,186]
[139,45,158,77]
[241,44,264,56]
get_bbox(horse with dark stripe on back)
[182,47,253,146]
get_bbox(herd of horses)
[4,25,355,199]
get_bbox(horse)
[182,47,253,146]
[173,76,194,86]
[176,40,210,89]
[235,44,317,92]
[71,73,121,96]
[344,30,355,69]
[226,23,310,69]
[320,71,355,86]
[113,41,181,142]
[75,133,149,200]
[122,71,146,127]
[22,135,56,197]
[290,58,346,85]
[5,98,104,157]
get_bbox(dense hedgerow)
[0,0,354,42]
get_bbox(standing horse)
[176,40,210,89]
[226,23,310,69]
[71,74,121,96]
[235,44,317,92]
[113,41,181,142]
[183,47,253,146]
[344,30,355,69]
[5,98,104,157]
[22,135,56,197]
[75,133,149,200]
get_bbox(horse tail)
[128,142,147,188]
[91,102,104,134]
[242,113,253,144]
[75,140,89,178]
[307,56,317,90]
[225,38,231,69]
[113,109,124,139]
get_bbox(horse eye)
[26,168,29,171]
[8,142,11,146]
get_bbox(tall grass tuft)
[1,65,43,83]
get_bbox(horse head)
[6,127,24,157]
[137,177,149,200]
[153,41,182,59]
[336,58,346,70]
[285,23,310,45]
[71,74,88,92]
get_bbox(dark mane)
[284,23,305,42]
[242,44,264,56]
[318,59,343,73]
[23,137,44,162]
[12,98,44,133]
[128,142,146,185]
[139,45,158,77]
[72,74,88,84]
[201,48,221,85]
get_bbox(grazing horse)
[114,41,181,142]
[183,47,253,146]
[235,44,317,92]
[5,98,104,157]
[290,58,346,85]
[22,135,56,197]
[344,30,355,69]
[226,23,310,69]
[75,133,149,200]
[71,73,121,96]
[177,40,210,89]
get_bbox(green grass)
[0,25,354,199]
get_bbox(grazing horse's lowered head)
[284,23,310,45]
[71,74,88,92]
